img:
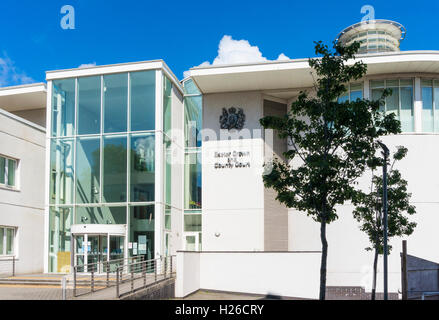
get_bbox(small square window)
[0,156,17,188]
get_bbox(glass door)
[74,235,86,272]
[184,232,200,251]
[87,235,107,273]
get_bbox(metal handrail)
[115,255,176,299]
[73,255,144,274]
[72,255,145,297]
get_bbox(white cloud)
[78,62,96,69]
[183,35,290,78]
[0,53,34,87]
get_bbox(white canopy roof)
[189,51,439,100]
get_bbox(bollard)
[73,266,77,297]
[106,261,110,287]
[116,267,120,298]
[61,276,67,300]
[91,270,94,293]
[154,259,157,282]
[170,256,173,277]
[143,261,146,287]
[131,270,134,293]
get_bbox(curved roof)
[335,19,406,44]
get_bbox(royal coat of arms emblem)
[219,107,246,130]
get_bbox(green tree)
[352,146,416,300]
[259,41,401,300]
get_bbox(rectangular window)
[130,133,155,202]
[421,79,439,133]
[184,95,202,148]
[130,71,155,132]
[370,79,414,132]
[50,139,74,204]
[48,207,72,272]
[163,76,172,134]
[0,227,16,256]
[184,214,201,232]
[52,79,75,137]
[104,73,128,133]
[184,152,202,209]
[76,137,100,204]
[0,156,17,188]
[129,205,154,260]
[77,76,101,135]
[103,135,127,203]
[75,206,126,224]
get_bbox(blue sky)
[0,0,438,85]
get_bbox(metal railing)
[116,255,176,299]
[72,256,144,297]
[0,256,15,278]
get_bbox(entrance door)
[87,235,107,273]
[184,232,201,251]
[73,233,124,273]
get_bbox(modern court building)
[1,19,439,298]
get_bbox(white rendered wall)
[289,134,439,294]
[0,110,45,274]
[175,251,321,299]
[202,92,265,251]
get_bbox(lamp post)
[378,141,389,300]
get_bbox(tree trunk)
[371,248,379,300]
[319,219,328,300]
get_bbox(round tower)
[335,19,406,54]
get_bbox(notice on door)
[138,236,147,255]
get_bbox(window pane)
[6,229,14,255]
[337,92,348,103]
[371,88,385,112]
[400,85,414,132]
[130,71,155,131]
[129,206,154,260]
[0,157,5,184]
[184,152,202,209]
[164,137,171,205]
[422,86,433,133]
[386,87,399,116]
[103,135,127,203]
[50,139,74,205]
[7,159,15,187]
[165,206,171,230]
[184,95,202,148]
[77,76,101,134]
[52,79,75,137]
[76,137,100,204]
[163,76,172,133]
[75,206,126,224]
[183,79,201,95]
[0,228,3,254]
[434,87,439,132]
[184,214,201,232]
[130,134,155,202]
[49,207,73,272]
[104,73,127,133]
[370,80,384,89]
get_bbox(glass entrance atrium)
[48,66,179,273]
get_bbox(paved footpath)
[0,285,67,300]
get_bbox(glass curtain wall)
[49,70,158,272]
[421,79,439,132]
[337,83,363,102]
[183,79,202,250]
[370,79,414,132]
